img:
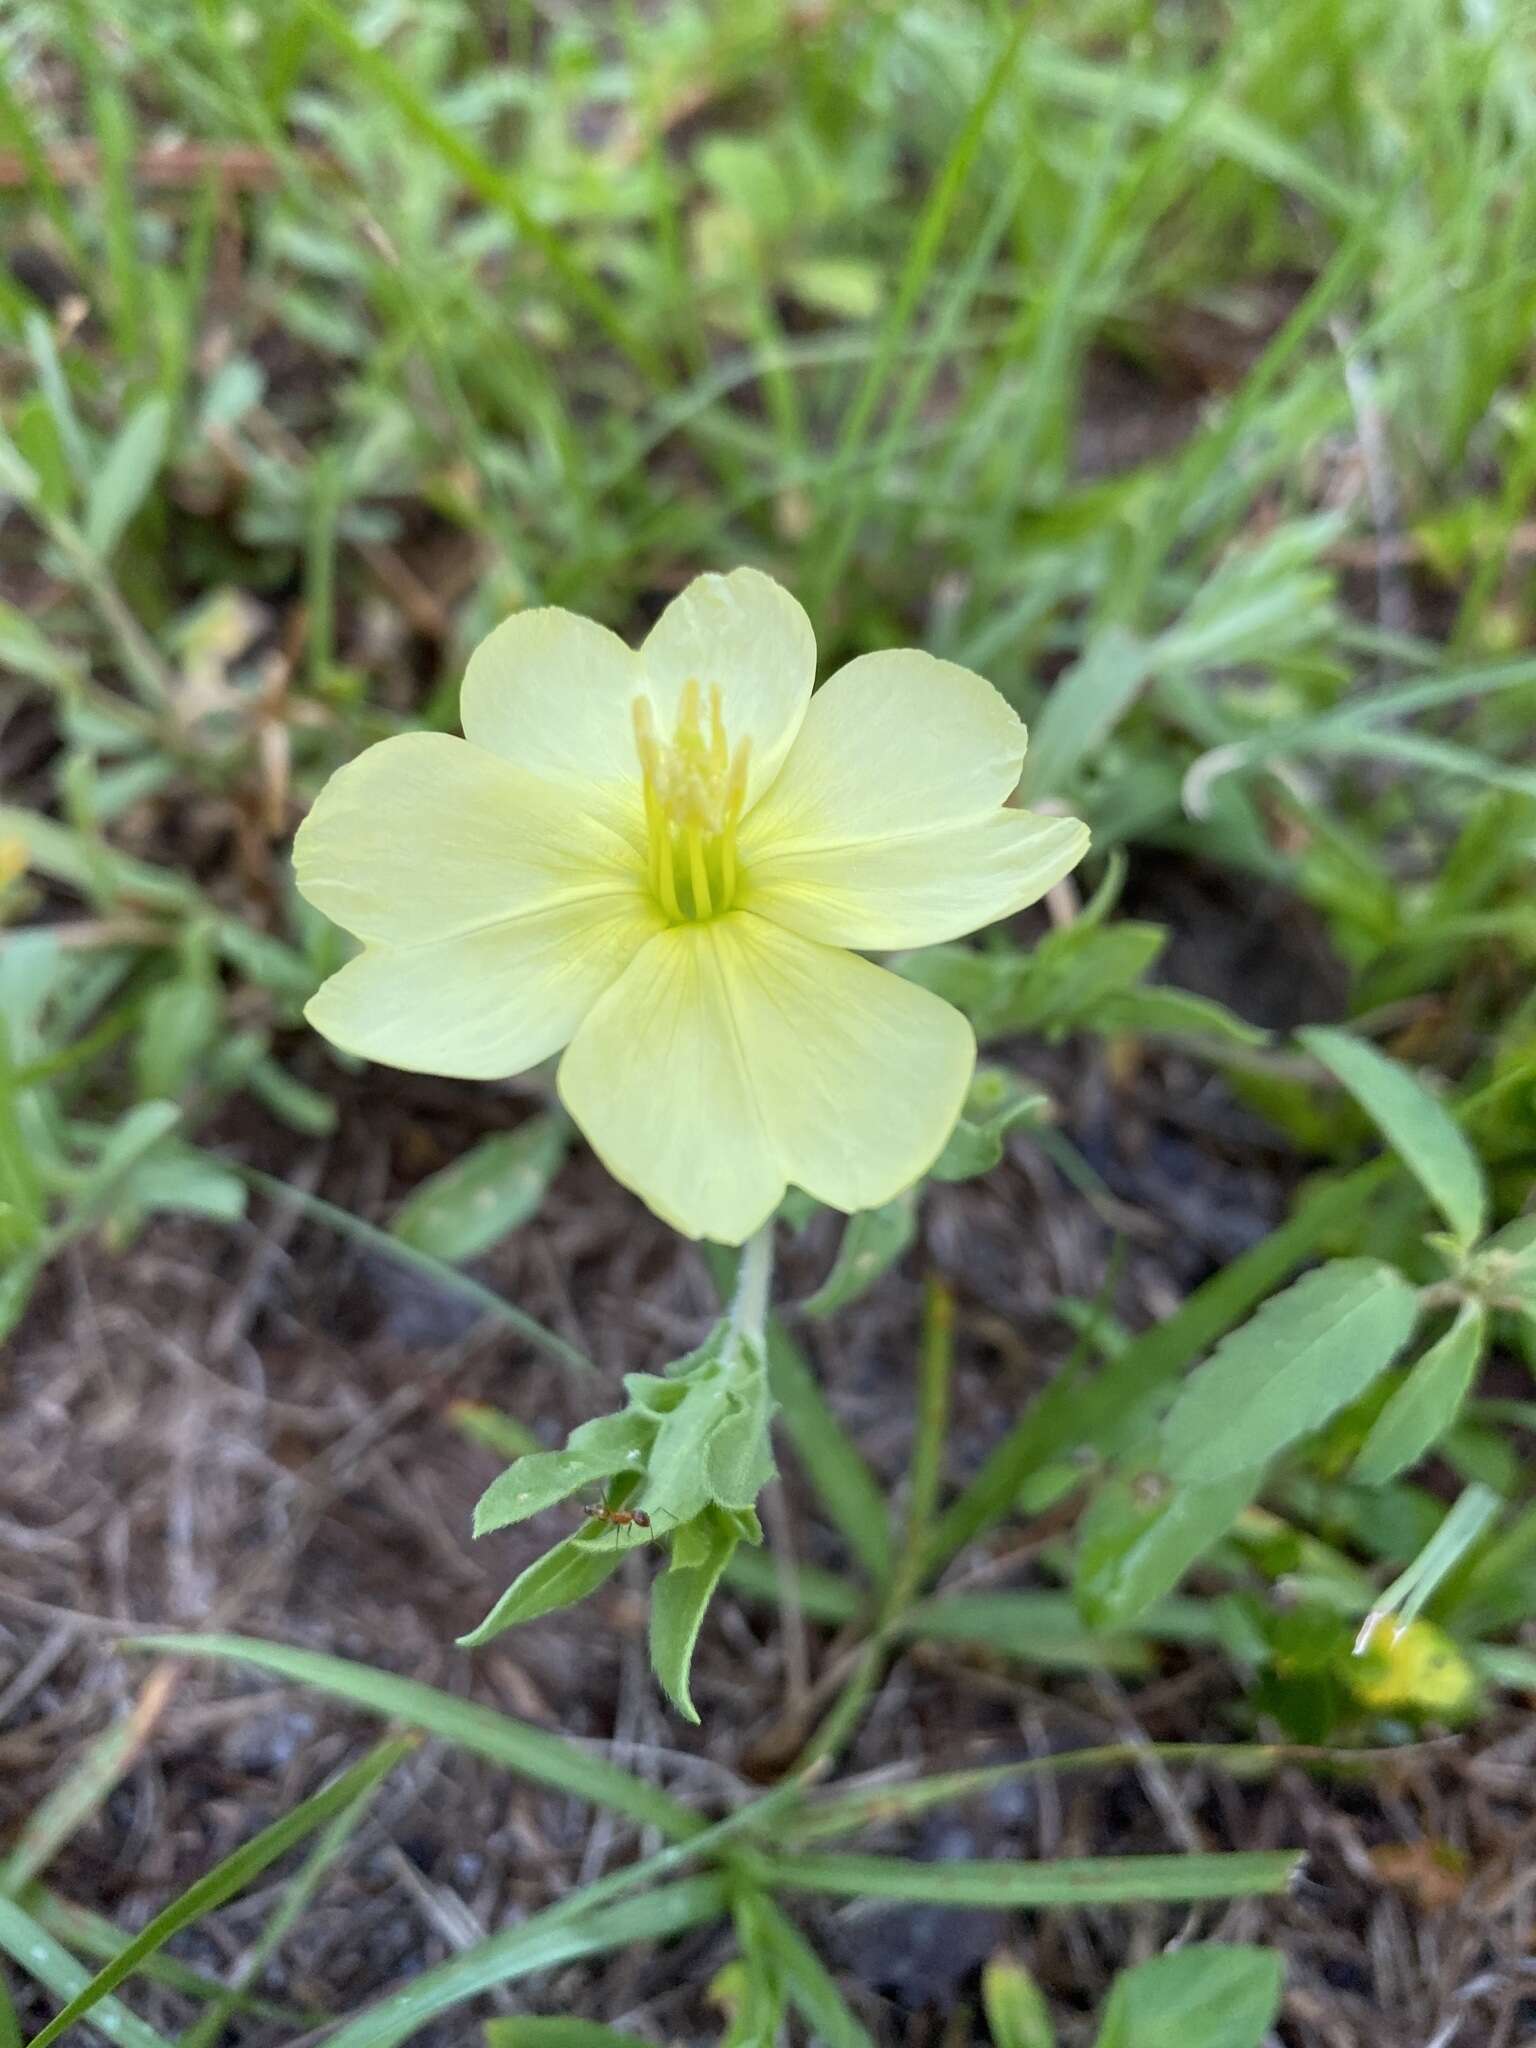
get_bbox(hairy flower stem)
[728,1219,775,1345]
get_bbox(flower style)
[294,569,1088,1242]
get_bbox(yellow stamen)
[632,681,751,922]
[654,819,681,923]
[688,825,712,918]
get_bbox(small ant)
[578,1498,670,1546]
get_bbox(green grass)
[5,0,1536,2039]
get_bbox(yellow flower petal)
[458,571,813,818]
[558,922,782,1243]
[640,568,815,806]
[292,732,641,946]
[747,809,1090,949]
[557,912,974,1242]
[459,606,646,808]
[740,647,1029,856]
[306,894,661,1080]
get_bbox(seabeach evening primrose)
[294,569,1088,1242]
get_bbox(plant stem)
[729,1219,775,1344]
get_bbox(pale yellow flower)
[1349,1615,1476,1717]
[294,569,1087,1242]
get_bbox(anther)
[631,682,745,922]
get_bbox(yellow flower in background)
[1349,1615,1476,1717]
[294,569,1088,1242]
[0,835,28,903]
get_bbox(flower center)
[631,680,751,923]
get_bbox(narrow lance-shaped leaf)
[132,973,220,1102]
[1353,1302,1486,1487]
[928,1160,1391,1568]
[121,1145,247,1225]
[1299,1025,1487,1248]
[83,396,170,558]
[73,1101,181,1217]
[650,1509,738,1723]
[1093,984,1266,1049]
[459,1531,627,1647]
[1160,1259,1420,1485]
[473,1411,654,1536]
[802,1191,916,1315]
[1075,1466,1261,1630]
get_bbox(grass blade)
[326,1764,799,2048]
[322,1876,728,2048]
[128,1634,699,1839]
[27,1892,312,2026]
[807,13,1027,609]
[25,1738,414,2048]
[236,1168,593,1373]
[1370,1483,1501,1632]
[0,1896,171,2048]
[754,1848,1300,1908]
[755,1897,877,2048]
[721,1537,865,1625]
[0,1666,178,1896]
[787,1740,1398,1847]
[890,1278,954,1610]
[179,1744,390,2048]
[485,2025,650,2048]
[898,1592,1157,1675]
[291,0,658,379]
[767,1323,892,1585]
